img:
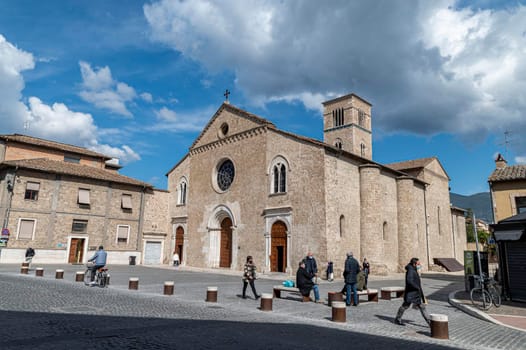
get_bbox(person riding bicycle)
[88,245,107,284]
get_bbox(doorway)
[68,238,85,264]
[175,226,184,262]
[271,221,287,272]
[219,217,232,268]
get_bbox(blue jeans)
[312,284,320,301]
[346,282,358,306]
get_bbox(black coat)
[344,256,360,284]
[404,263,424,304]
[296,267,314,296]
[304,257,318,276]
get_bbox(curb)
[448,290,526,333]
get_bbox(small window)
[64,154,81,163]
[272,163,287,193]
[339,215,345,238]
[78,188,90,208]
[332,108,344,127]
[121,194,132,211]
[382,221,388,240]
[25,182,40,201]
[335,139,343,150]
[117,225,130,244]
[72,219,88,233]
[360,143,366,157]
[516,196,526,214]
[177,179,187,205]
[17,219,36,240]
[358,110,366,127]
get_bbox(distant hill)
[450,192,493,223]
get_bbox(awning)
[494,230,524,241]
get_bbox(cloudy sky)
[1,0,525,195]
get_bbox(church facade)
[167,93,467,275]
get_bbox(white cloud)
[144,0,526,161]
[140,92,153,103]
[147,106,211,133]
[516,156,526,164]
[155,107,177,122]
[78,61,137,117]
[89,143,141,164]
[0,34,33,130]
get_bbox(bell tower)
[322,93,372,160]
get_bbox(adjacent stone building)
[167,93,467,275]
[0,134,169,265]
[489,154,526,222]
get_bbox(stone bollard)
[327,291,344,306]
[430,314,449,339]
[20,266,28,274]
[75,271,85,282]
[55,269,64,279]
[35,267,44,277]
[331,301,346,322]
[260,293,273,311]
[206,286,218,302]
[164,281,174,295]
[129,277,139,290]
[22,262,29,268]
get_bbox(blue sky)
[1,0,525,195]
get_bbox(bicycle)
[469,274,501,310]
[84,263,109,288]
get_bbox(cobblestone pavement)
[0,264,525,349]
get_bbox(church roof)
[0,134,111,160]
[0,158,152,188]
[386,157,437,171]
[189,103,276,149]
[489,164,526,182]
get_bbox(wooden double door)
[175,226,184,262]
[270,221,287,272]
[68,238,85,263]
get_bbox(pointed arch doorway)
[219,217,233,268]
[270,220,287,272]
[175,226,184,263]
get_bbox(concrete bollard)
[20,266,28,274]
[206,286,218,302]
[22,262,29,268]
[75,271,85,282]
[55,269,64,279]
[260,293,273,311]
[35,268,44,277]
[327,291,344,306]
[164,281,174,295]
[430,314,449,339]
[129,277,139,290]
[331,301,346,322]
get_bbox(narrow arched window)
[272,163,287,193]
[383,221,388,240]
[335,138,343,150]
[177,179,187,205]
[360,143,366,157]
[339,215,345,238]
[358,109,366,127]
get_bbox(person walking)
[241,256,260,299]
[326,260,334,282]
[296,260,322,303]
[394,257,431,326]
[25,247,35,264]
[362,257,370,289]
[343,251,360,306]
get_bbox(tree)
[465,209,490,244]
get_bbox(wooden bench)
[349,288,379,305]
[380,286,405,300]
[273,285,311,302]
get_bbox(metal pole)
[472,212,486,307]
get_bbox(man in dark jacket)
[304,251,318,280]
[296,260,321,303]
[394,257,431,326]
[343,251,360,306]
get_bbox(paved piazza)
[0,264,524,349]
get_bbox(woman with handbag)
[241,256,260,299]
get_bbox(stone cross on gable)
[224,89,230,102]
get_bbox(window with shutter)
[117,225,129,244]
[25,182,40,201]
[121,194,132,211]
[18,219,36,240]
[78,188,90,208]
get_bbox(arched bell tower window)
[358,109,366,127]
[360,143,366,157]
[332,108,344,127]
[335,138,343,150]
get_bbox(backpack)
[282,280,295,288]
[357,271,366,291]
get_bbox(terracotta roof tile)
[0,134,111,159]
[489,164,526,182]
[386,157,437,171]
[0,158,151,188]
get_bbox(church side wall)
[323,154,362,277]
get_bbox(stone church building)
[167,93,467,275]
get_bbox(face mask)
[416,265,422,271]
